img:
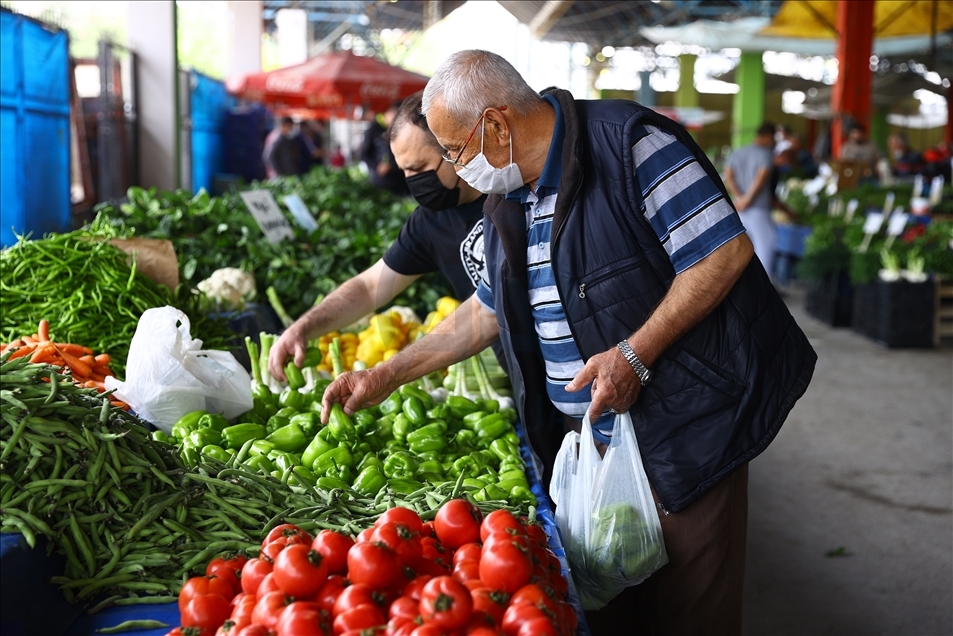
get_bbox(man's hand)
[320,368,396,423]
[376,162,392,176]
[566,345,643,420]
[268,326,308,382]
[734,195,749,213]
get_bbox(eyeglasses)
[442,106,507,167]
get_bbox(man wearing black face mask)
[269,91,492,380]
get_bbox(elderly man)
[322,51,816,634]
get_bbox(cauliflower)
[196,268,256,311]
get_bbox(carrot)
[85,380,106,391]
[1,339,25,353]
[110,400,128,410]
[79,354,96,365]
[58,343,93,356]
[93,353,111,366]
[22,336,37,346]
[37,319,50,343]
[8,343,38,360]
[91,365,113,379]
[29,343,57,363]
[52,344,93,378]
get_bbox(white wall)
[226,0,262,76]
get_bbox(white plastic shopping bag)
[551,411,668,610]
[105,307,252,433]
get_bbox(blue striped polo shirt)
[477,96,744,442]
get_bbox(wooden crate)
[935,276,953,347]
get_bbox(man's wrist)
[617,339,653,387]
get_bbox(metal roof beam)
[529,0,575,39]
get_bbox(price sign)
[887,211,909,236]
[283,194,318,233]
[240,190,295,244]
[845,199,859,222]
[862,212,885,235]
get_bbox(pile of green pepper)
[165,379,536,508]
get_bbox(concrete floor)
[743,287,953,636]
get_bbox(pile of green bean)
[0,352,525,612]
[0,227,231,377]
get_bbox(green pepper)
[383,451,418,479]
[284,362,306,391]
[266,421,308,452]
[499,408,518,424]
[242,412,268,428]
[475,414,509,445]
[198,413,229,432]
[451,456,484,479]
[426,404,450,421]
[290,412,320,437]
[300,432,333,469]
[415,451,442,463]
[244,454,274,473]
[357,454,383,473]
[301,346,324,368]
[474,484,508,502]
[353,465,386,496]
[387,478,424,495]
[171,410,208,441]
[289,465,317,487]
[308,401,324,415]
[489,438,520,463]
[503,431,520,447]
[447,396,479,418]
[249,439,276,457]
[379,392,403,416]
[326,463,354,484]
[392,413,416,443]
[508,485,537,506]
[201,444,232,463]
[496,478,527,493]
[399,384,435,409]
[180,446,200,467]
[375,416,393,441]
[498,469,528,483]
[406,422,448,454]
[462,411,488,430]
[310,378,331,400]
[279,387,309,411]
[151,430,171,444]
[313,446,355,475]
[461,477,487,491]
[252,383,278,413]
[354,410,377,429]
[328,403,357,443]
[317,476,351,491]
[416,460,444,477]
[187,428,222,449]
[267,450,298,472]
[478,399,500,414]
[221,423,266,449]
[402,396,427,427]
[266,414,291,435]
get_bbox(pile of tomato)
[166,500,579,636]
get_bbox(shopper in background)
[297,119,328,174]
[320,50,816,636]
[724,122,780,282]
[360,101,410,196]
[839,122,880,172]
[269,91,491,379]
[267,117,303,178]
[887,133,925,177]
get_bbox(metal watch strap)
[617,339,653,386]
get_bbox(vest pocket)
[637,347,745,411]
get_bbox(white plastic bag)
[551,411,668,610]
[105,307,253,433]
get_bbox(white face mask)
[457,120,524,195]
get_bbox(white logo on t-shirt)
[459,218,485,288]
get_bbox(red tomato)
[276,602,328,636]
[420,537,448,560]
[419,576,473,630]
[251,591,292,631]
[376,507,424,534]
[420,522,436,538]
[522,523,547,548]
[312,530,355,576]
[470,587,509,626]
[434,499,483,550]
[347,541,402,590]
[401,575,433,601]
[463,579,486,592]
[261,539,292,564]
[466,627,504,636]
[206,554,248,595]
[451,560,481,585]
[558,601,578,631]
[235,626,272,636]
[314,575,350,613]
[482,531,531,555]
[515,617,559,636]
[333,603,387,635]
[387,616,418,636]
[388,595,419,621]
[240,558,273,596]
[356,527,375,543]
[416,557,452,577]
[273,544,330,598]
[500,604,553,636]
[214,618,249,636]
[264,523,313,547]
[480,510,524,543]
[453,543,483,568]
[179,576,235,614]
[548,571,569,599]
[231,595,257,621]
[480,542,532,595]
[333,583,386,617]
[509,584,559,615]
[182,594,232,632]
[409,624,445,636]
[371,522,423,569]
[464,612,498,633]
[257,572,281,597]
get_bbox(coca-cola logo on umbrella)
[305,94,344,107]
[359,83,401,100]
[265,75,305,94]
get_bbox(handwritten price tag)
[240,191,295,244]
[283,194,318,233]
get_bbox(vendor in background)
[267,117,304,178]
[298,120,328,173]
[269,91,490,380]
[887,133,925,177]
[838,122,880,173]
[360,100,411,197]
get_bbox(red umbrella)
[226,51,430,118]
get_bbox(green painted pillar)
[870,106,889,154]
[731,51,765,148]
[676,54,699,109]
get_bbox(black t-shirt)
[383,196,488,301]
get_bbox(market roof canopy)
[226,51,429,119]
[760,0,953,38]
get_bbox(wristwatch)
[617,340,653,387]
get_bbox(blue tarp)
[190,71,235,195]
[0,10,71,247]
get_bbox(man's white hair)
[422,50,543,125]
